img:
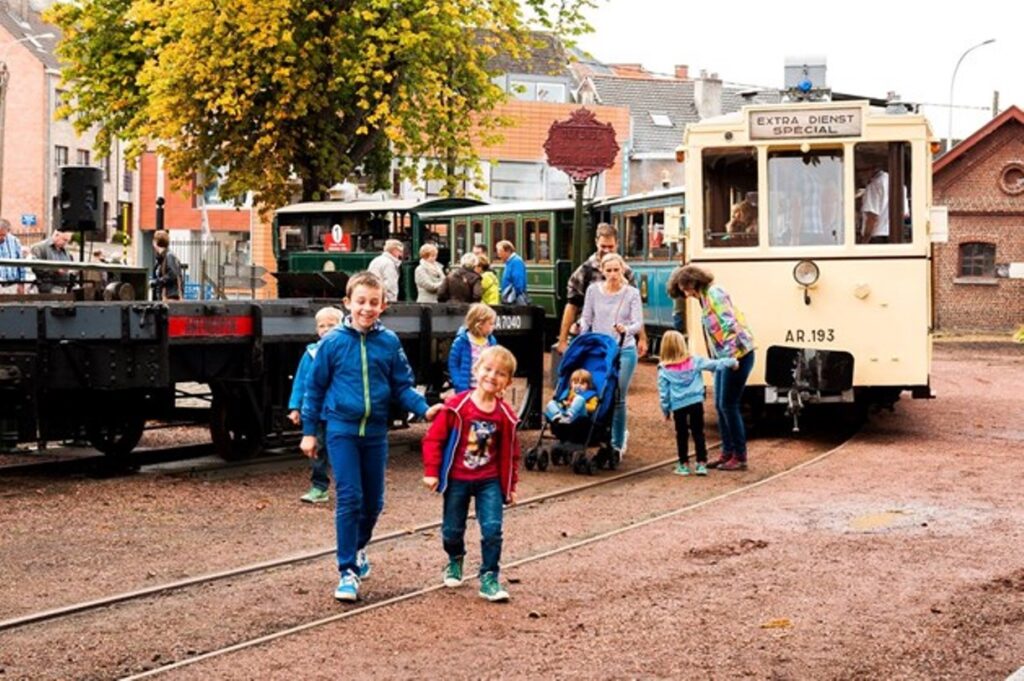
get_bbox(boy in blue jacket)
[422,345,521,602]
[288,306,342,503]
[301,272,442,602]
[657,331,737,476]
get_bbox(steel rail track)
[0,449,693,633]
[119,433,858,680]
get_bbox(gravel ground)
[2,342,1022,680]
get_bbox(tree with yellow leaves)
[47,0,597,208]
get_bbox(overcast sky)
[574,0,1017,141]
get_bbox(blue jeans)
[544,395,588,424]
[713,351,755,460]
[612,345,638,450]
[442,478,504,577]
[326,428,388,575]
[311,422,331,491]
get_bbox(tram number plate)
[495,315,524,331]
[785,328,835,343]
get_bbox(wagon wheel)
[210,391,262,461]
[537,448,550,472]
[87,413,145,473]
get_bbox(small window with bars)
[958,242,995,277]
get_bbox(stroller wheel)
[584,457,596,475]
[524,447,538,471]
[537,448,550,472]
[571,450,586,474]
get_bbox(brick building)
[932,105,1024,333]
[0,0,134,247]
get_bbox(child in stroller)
[543,369,599,425]
[525,333,622,475]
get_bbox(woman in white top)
[414,243,445,303]
[578,253,644,454]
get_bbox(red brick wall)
[138,152,252,233]
[933,121,1024,333]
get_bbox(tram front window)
[855,142,912,245]
[767,149,843,247]
[703,147,758,248]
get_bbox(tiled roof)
[488,31,571,79]
[0,1,61,70]
[587,74,779,155]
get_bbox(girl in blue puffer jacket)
[658,330,737,477]
[448,304,497,393]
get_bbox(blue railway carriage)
[592,187,685,340]
[680,99,948,424]
[273,196,482,299]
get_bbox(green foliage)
[46,0,599,209]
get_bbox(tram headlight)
[793,259,819,306]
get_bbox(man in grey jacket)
[30,230,74,293]
[367,239,404,302]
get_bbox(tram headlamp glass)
[793,260,819,286]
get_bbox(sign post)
[543,109,620,269]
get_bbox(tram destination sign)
[544,108,620,182]
[749,107,862,140]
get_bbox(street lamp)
[947,39,995,151]
[0,32,56,216]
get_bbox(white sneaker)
[619,430,629,457]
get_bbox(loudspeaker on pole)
[58,165,104,233]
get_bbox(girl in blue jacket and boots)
[447,303,497,393]
[657,330,737,476]
[301,272,442,603]
[422,345,521,602]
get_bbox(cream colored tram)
[680,99,947,424]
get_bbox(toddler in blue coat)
[657,330,737,476]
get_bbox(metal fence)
[168,238,265,300]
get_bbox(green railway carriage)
[428,199,582,326]
[273,196,483,299]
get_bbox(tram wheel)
[210,392,262,461]
[87,414,145,474]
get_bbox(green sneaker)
[673,463,690,476]
[695,463,708,476]
[443,557,464,588]
[300,487,330,503]
[478,571,509,602]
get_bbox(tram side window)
[279,226,305,252]
[521,217,552,262]
[472,221,484,251]
[767,149,843,247]
[491,219,516,256]
[855,142,912,245]
[454,221,468,261]
[703,147,759,248]
[624,213,644,259]
[647,210,682,261]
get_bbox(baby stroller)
[524,333,623,475]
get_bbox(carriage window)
[279,226,305,252]
[768,149,843,246]
[624,213,645,259]
[454,221,467,261]
[855,142,912,245]
[557,215,574,260]
[522,217,552,262]
[471,221,484,251]
[646,209,682,261]
[703,147,759,248]
[491,219,516,254]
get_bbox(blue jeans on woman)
[713,350,755,460]
[442,478,504,577]
[612,345,638,450]
[326,428,388,576]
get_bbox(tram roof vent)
[328,181,359,202]
[784,56,830,102]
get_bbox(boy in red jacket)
[422,345,521,602]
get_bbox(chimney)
[694,70,722,120]
[674,65,689,80]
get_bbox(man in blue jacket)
[496,240,528,304]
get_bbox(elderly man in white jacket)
[367,239,404,302]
